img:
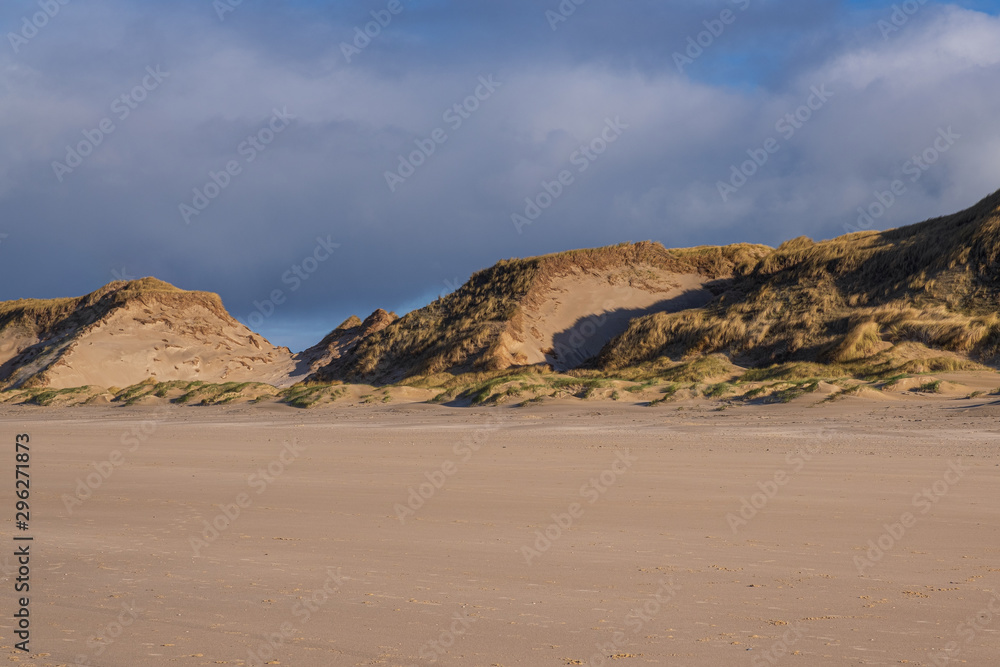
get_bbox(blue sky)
[2,0,1000,350]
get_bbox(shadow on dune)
[546,287,717,371]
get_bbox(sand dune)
[0,279,302,391]
[45,298,300,389]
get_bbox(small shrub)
[703,382,731,398]
[281,384,344,408]
[660,356,732,383]
[647,384,680,406]
[914,380,942,394]
[767,380,819,404]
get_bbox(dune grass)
[597,190,1000,373]
[913,380,943,394]
[279,384,345,408]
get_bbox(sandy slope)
[0,280,308,391]
[1,398,999,666]
[42,300,304,390]
[508,268,714,370]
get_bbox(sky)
[1,0,1000,351]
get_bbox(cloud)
[0,1,998,351]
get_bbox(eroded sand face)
[510,268,714,370]
[13,300,303,391]
[1,399,999,666]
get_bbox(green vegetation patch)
[647,383,681,406]
[659,355,733,383]
[765,380,820,404]
[279,384,345,408]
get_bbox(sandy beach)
[2,397,999,666]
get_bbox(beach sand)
[2,397,999,666]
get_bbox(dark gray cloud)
[1,0,999,351]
